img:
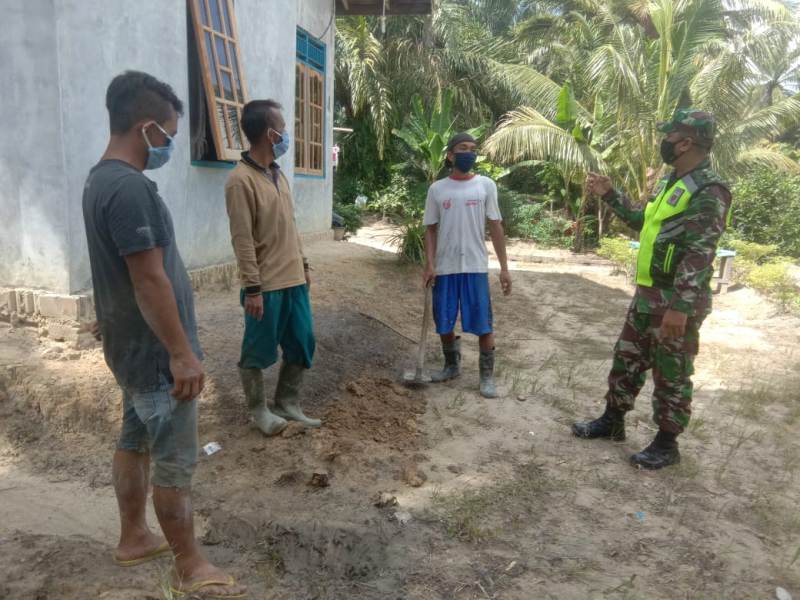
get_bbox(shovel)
[402,284,433,387]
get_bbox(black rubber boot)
[479,349,497,399]
[572,405,626,441]
[431,337,462,383]
[630,430,680,469]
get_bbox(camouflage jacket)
[603,160,732,317]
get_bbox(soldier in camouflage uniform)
[572,109,732,470]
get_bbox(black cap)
[446,132,477,152]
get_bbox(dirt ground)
[1,224,799,599]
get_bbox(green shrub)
[726,239,779,263]
[497,188,527,237]
[333,202,363,234]
[732,167,800,258]
[746,259,800,310]
[333,173,368,206]
[598,237,638,281]
[390,216,426,264]
[370,172,426,219]
[512,202,572,248]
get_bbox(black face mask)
[660,138,687,164]
[660,138,691,165]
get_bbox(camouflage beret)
[658,108,715,143]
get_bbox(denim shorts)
[117,381,198,488]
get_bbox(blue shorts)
[117,378,198,489]
[432,273,493,336]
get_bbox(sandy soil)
[1,225,799,599]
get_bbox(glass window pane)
[215,36,229,67]
[216,104,231,149]
[204,32,219,97]
[199,0,210,26]
[221,0,232,36]
[231,45,243,101]
[221,71,234,101]
[210,0,223,32]
[228,106,242,150]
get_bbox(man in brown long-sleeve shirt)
[225,99,321,436]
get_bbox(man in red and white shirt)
[423,132,512,398]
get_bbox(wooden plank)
[226,0,248,100]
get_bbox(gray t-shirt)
[82,159,202,393]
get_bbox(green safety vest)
[636,171,730,288]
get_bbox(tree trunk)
[597,200,603,239]
[573,185,589,253]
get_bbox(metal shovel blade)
[402,368,432,385]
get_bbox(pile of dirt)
[312,377,426,454]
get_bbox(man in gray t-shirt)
[82,71,244,598]
[84,159,201,392]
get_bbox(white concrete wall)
[294,0,336,235]
[0,0,71,292]
[0,0,334,294]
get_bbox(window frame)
[295,28,326,178]
[189,0,249,162]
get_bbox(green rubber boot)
[272,362,322,428]
[431,337,462,383]
[239,368,288,436]
[479,349,498,399]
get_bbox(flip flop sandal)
[112,541,171,567]
[170,576,247,599]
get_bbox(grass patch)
[446,391,467,412]
[431,461,550,543]
[688,415,710,442]
[748,493,800,539]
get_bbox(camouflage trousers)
[605,305,704,434]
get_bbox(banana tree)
[393,89,486,184]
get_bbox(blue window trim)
[191,159,237,170]
[296,27,327,178]
[296,28,326,73]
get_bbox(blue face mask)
[142,122,175,170]
[271,129,290,159]
[454,151,477,173]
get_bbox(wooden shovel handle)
[416,285,432,373]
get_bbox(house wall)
[0,0,334,295]
[0,0,71,292]
[294,2,336,235]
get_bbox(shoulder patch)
[666,189,683,206]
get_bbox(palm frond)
[484,107,604,175]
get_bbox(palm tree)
[484,0,800,210]
[335,17,392,158]
[335,1,539,163]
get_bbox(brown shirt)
[225,154,306,293]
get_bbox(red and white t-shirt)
[423,174,502,275]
